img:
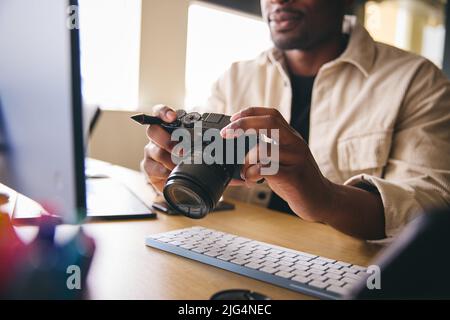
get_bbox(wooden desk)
[10,161,383,300]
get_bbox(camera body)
[159,110,253,219]
[157,110,231,135]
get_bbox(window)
[364,0,446,68]
[185,3,272,108]
[78,0,142,109]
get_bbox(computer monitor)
[0,0,85,223]
[0,0,155,223]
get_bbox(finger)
[145,143,176,171]
[241,143,293,179]
[148,177,166,193]
[220,115,294,142]
[230,107,281,121]
[152,104,177,122]
[142,156,172,179]
[243,164,263,184]
[140,159,168,193]
[146,126,176,152]
[240,143,270,182]
[229,179,247,187]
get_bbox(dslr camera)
[132,110,256,219]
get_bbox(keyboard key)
[247,258,265,264]
[250,253,266,259]
[309,280,329,289]
[292,275,311,284]
[315,257,335,263]
[292,265,309,272]
[326,268,344,275]
[309,269,325,276]
[217,255,233,261]
[275,271,295,279]
[268,248,284,255]
[179,243,196,249]
[260,266,278,274]
[295,260,312,267]
[262,261,280,268]
[280,257,298,263]
[350,265,367,273]
[310,259,327,266]
[310,264,328,271]
[292,270,311,277]
[204,251,221,257]
[309,275,328,282]
[264,256,280,263]
[267,253,283,259]
[325,272,342,280]
[230,259,249,266]
[254,245,271,252]
[343,272,364,281]
[253,250,269,256]
[234,253,250,260]
[335,261,351,268]
[245,262,263,270]
[297,252,317,259]
[278,260,294,267]
[278,266,295,273]
[296,255,313,262]
[326,285,349,295]
[342,277,359,285]
[342,267,357,274]
[326,263,342,270]
[282,252,298,258]
[325,279,345,287]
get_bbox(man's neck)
[284,33,347,77]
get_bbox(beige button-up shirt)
[200,18,450,238]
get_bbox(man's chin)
[272,36,310,51]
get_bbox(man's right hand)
[141,105,178,192]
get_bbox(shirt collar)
[264,16,376,78]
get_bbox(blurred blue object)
[0,215,95,299]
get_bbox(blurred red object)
[0,214,28,292]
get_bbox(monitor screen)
[0,0,85,223]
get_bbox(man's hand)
[221,107,386,240]
[141,105,178,192]
[141,105,246,192]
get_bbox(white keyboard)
[146,227,369,299]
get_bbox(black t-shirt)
[268,73,316,214]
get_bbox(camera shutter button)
[182,112,202,128]
[176,110,187,118]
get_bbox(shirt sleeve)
[345,60,450,238]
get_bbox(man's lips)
[269,10,304,32]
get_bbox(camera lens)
[163,162,235,219]
[164,180,210,218]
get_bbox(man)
[142,0,450,240]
